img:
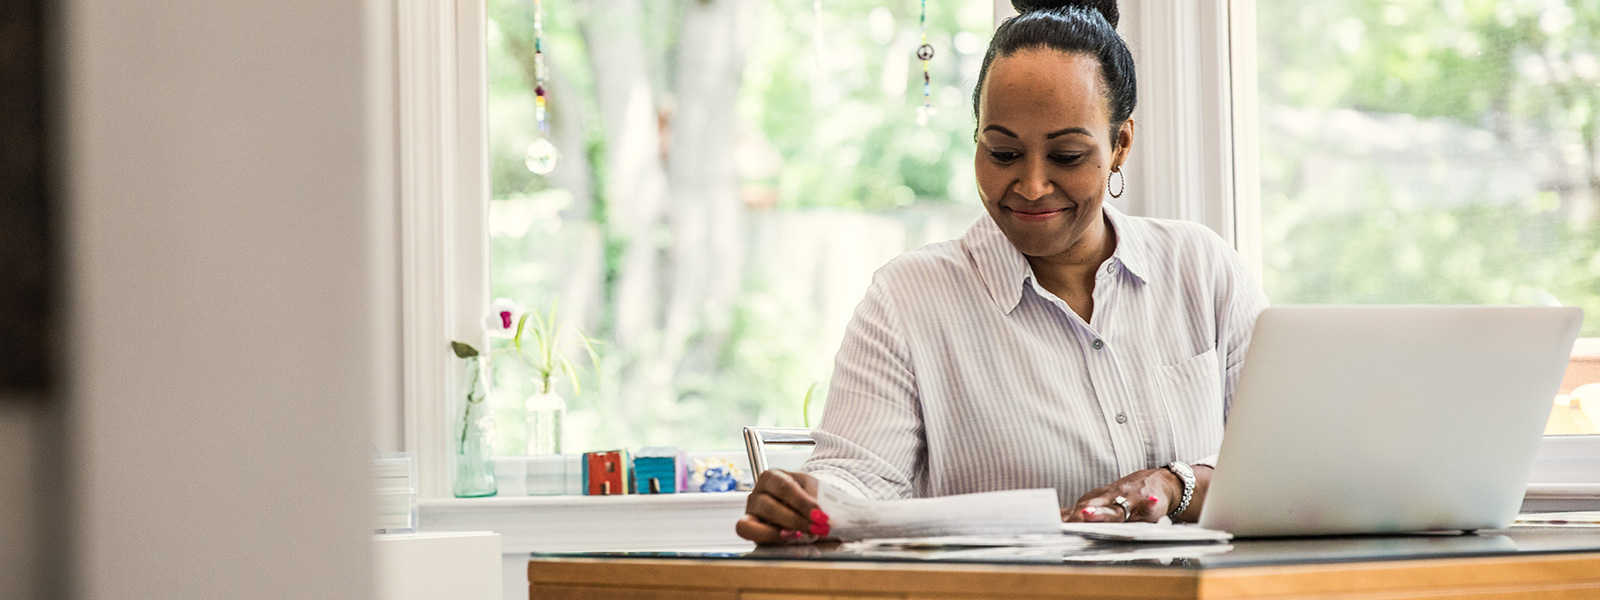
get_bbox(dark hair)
[973,0,1136,135]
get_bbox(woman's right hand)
[735,469,832,545]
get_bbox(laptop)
[1198,305,1584,537]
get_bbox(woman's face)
[975,49,1132,261]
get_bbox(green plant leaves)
[451,341,480,358]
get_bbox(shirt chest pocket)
[1150,346,1225,460]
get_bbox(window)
[483,0,993,453]
[1250,0,1600,436]
[400,0,1597,499]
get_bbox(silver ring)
[1111,496,1132,522]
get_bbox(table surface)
[528,527,1600,600]
[532,526,1600,569]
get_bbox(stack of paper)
[1059,522,1233,542]
[818,486,1062,541]
[1060,544,1236,563]
[846,533,1093,550]
[373,452,416,533]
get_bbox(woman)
[736,0,1267,544]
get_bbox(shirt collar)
[1102,204,1150,285]
[962,204,1149,315]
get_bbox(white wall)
[56,0,395,598]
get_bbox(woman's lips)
[1008,206,1072,223]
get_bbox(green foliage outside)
[481,0,1600,456]
[1257,0,1600,336]
[484,0,990,454]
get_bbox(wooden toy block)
[632,447,686,494]
[583,450,630,496]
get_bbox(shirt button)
[1115,412,1128,424]
[1105,263,1118,275]
[1092,339,1104,350]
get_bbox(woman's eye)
[1050,154,1084,165]
[989,151,1021,162]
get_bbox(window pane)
[486,0,990,453]
[1255,0,1600,435]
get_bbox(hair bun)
[1010,0,1119,27]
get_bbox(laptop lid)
[1199,306,1583,537]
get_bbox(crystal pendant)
[524,137,559,175]
[916,104,937,127]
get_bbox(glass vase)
[525,390,566,456]
[453,356,497,498]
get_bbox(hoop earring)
[1108,168,1126,199]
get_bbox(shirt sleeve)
[800,279,924,501]
[1201,231,1269,466]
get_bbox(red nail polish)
[810,508,829,524]
[1148,495,1159,504]
[1082,508,1094,515]
[810,523,829,537]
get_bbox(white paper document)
[1059,544,1236,563]
[818,485,1062,541]
[845,533,1093,550]
[1058,521,1233,543]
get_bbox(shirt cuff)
[1190,454,1219,469]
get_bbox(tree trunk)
[577,0,672,431]
[662,0,756,376]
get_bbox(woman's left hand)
[1062,465,1213,523]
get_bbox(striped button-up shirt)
[802,205,1268,505]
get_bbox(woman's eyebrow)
[980,125,1093,140]
[1045,127,1092,139]
[981,124,1019,138]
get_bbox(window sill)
[1523,484,1600,513]
[421,482,1599,554]
[419,492,750,553]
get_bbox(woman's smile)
[1007,205,1074,223]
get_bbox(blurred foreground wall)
[1,0,397,598]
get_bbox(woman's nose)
[1015,159,1052,200]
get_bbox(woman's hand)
[735,469,834,545]
[1063,465,1213,523]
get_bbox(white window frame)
[393,0,1598,505]
[397,0,491,499]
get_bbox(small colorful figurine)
[691,457,744,493]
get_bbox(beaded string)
[533,0,548,134]
[915,0,935,126]
[525,0,560,174]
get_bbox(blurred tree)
[1257,0,1600,336]
[487,0,990,451]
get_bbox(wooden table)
[528,528,1600,599]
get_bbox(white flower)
[484,298,523,338]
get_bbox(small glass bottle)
[525,387,566,456]
[453,356,497,498]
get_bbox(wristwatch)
[1163,461,1196,518]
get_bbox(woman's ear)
[1112,119,1135,168]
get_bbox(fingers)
[754,470,822,518]
[1065,475,1171,523]
[746,491,811,533]
[737,515,821,546]
[734,514,820,546]
[750,470,830,535]
[1131,494,1165,522]
[738,470,833,544]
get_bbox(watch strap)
[1163,461,1196,518]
